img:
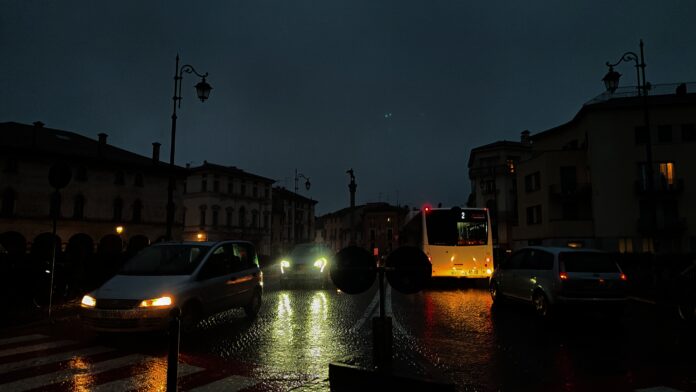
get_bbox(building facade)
[0,121,183,260]
[469,84,696,254]
[182,162,274,257]
[316,202,408,257]
[467,134,531,254]
[270,187,317,258]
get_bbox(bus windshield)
[426,209,488,246]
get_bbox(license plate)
[93,310,138,319]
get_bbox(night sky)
[2,1,695,214]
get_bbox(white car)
[489,247,628,317]
[81,241,263,332]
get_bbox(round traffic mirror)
[330,246,376,294]
[385,246,431,294]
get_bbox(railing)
[634,178,684,195]
[548,183,592,198]
[469,165,513,178]
[637,217,687,235]
[585,82,696,105]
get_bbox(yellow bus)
[400,206,493,279]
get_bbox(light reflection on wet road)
[184,280,376,385]
[392,280,696,391]
[10,275,695,391]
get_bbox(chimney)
[152,142,161,163]
[32,121,44,147]
[676,83,687,96]
[97,133,108,155]
[521,130,531,145]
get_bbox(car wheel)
[181,302,202,334]
[533,292,551,318]
[677,298,695,322]
[490,282,505,304]
[244,289,262,319]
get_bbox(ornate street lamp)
[165,55,212,241]
[604,40,657,246]
[293,169,311,243]
[602,66,621,94]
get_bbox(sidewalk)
[2,298,81,330]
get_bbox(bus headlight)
[486,268,492,275]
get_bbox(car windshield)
[289,244,330,264]
[560,252,620,273]
[119,245,211,276]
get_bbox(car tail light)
[559,272,568,280]
[620,273,627,281]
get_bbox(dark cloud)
[2,0,695,213]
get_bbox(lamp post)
[603,39,656,248]
[165,55,212,241]
[294,169,311,243]
[347,169,357,245]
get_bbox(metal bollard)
[167,307,181,392]
[372,316,393,372]
[373,267,393,372]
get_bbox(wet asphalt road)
[3,268,696,391]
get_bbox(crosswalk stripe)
[89,360,203,392]
[0,340,75,358]
[0,345,114,375]
[1,353,145,392]
[0,335,48,347]
[187,375,258,392]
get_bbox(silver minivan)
[81,241,263,332]
[489,247,628,317]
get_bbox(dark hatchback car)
[490,247,628,317]
[279,243,333,288]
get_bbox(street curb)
[328,362,456,392]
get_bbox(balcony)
[637,216,687,235]
[548,183,592,199]
[634,178,684,196]
[469,165,513,178]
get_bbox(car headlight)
[313,258,327,272]
[81,295,96,308]
[280,260,290,274]
[139,296,173,308]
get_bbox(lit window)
[659,162,675,186]
[618,238,633,254]
[506,159,515,174]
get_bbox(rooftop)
[0,121,176,172]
